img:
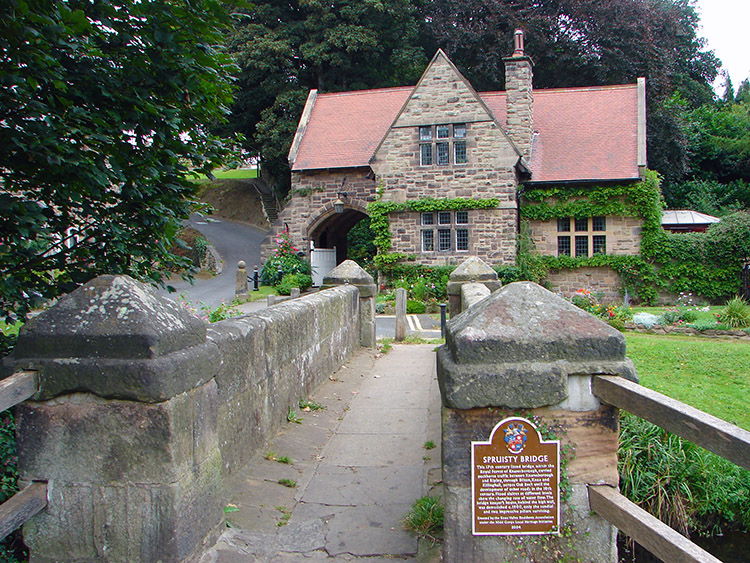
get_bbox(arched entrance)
[307,203,369,285]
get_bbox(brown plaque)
[472,417,560,535]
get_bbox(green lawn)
[625,333,750,430]
[194,168,258,180]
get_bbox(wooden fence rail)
[593,375,750,471]
[0,482,47,540]
[0,370,37,414]
[589,485,720,563]
[592,374,750,563]
[0,370,45,540]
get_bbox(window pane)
[438,229,451,251]
[558,236,571,256]
[422,230,434,251]
[593,235,606,254]
[456,229,469,251]
[454,141,467,164]
[421,212,434,225]
[438,211,451,225]
[453,123,466,138]
[455,210,468,224]
[420,143,432,166]
[592,216,606,231]
[419,126,432,140]
[437,142,449,165]
[575,217,588,231]
[575,235,588,257]
[437,125,450,138]
[557,218,571,232]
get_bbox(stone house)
[262,31,647,296]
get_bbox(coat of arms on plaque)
[504,422,528,454]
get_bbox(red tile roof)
[291,83,641,183]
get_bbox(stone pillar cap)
[447,256,501,295]
[321,260,376,297]
[437,282,636,409]
[5,275,219,402]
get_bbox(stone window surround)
[418,123,467,167]
[557,216,607,257]
[421,211,471,253]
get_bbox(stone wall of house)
[370,53,520,266]
[546,266,623,302]
[389,207,518,266]
[261,168,377,261]
[527,215,642,257]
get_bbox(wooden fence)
[591,375,750,563]
[0,370,46,540]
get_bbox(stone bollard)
[3,275,223,563]
[267,294,276,307]
[446,256,501,317]
[321,260,377,348]
[437,281,637,562]
[460,282,491,312]
[394,288,407,341]
[236,260,248,296]
[290,287,301,299]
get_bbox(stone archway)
[307,201,369,265]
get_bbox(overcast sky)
[693,0,750,92]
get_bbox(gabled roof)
[290,82,642,183]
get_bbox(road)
[160,214,267,308]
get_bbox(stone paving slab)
[201,345,442,562]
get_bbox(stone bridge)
[4,257,728,562]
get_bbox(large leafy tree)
[421,0,720,186]
[0,0,240,334]
[227,0,428,195]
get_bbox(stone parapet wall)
[546,266,623,302]
[6,276,361,562]
[208,286,359,474]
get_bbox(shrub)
[494,264,523,284]
[0,411,18,505]
[261,230,311,285]
[717,296,750,328]
[276,273,313,295]
[406,300,426,314]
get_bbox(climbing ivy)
[521,170,750,303]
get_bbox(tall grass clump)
[402,496,444,537]
[717,296,750,328]
[619,413,750,536]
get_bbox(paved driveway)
[160,214,267,308]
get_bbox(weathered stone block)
[5,275,220,402]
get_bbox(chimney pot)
[513,29,525,56]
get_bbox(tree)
[0,0,240,337]
[226,0,429,195]
[420,0,720,185]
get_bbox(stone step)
[261,193,278,223]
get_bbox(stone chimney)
[504,29,533,160]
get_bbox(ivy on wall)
[367,197,499,268]
[521,170,750,303]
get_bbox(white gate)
[311,247,337,286]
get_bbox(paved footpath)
[200,344,443,562]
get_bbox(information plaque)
[472,417,560,535]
